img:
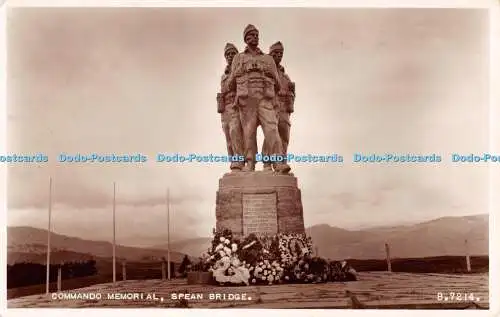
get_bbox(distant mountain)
[7,250,99,266]
[8,214,488,262]
[152,214,488,259]
[117,232,195,248]
[153,237,212,258]
[7,227,189,265]
[305,214,488,260]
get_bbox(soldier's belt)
[236,74,276,98]
[247,83,266,88]
[245,71,275,79]
[248,77,273,86]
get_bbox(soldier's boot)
[273,162,291,174]
[242,160,256,172]
[230,161,244,171]
[263,162,273,172]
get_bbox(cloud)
[8,199,212,242]
[7,166,207,210]
[6,8,489,237]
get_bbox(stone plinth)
[215,171,305,237]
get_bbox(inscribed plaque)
[242,193,278,236]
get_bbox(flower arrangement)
[281,256,330,283]
[237,233,265,266]
[249,259,285,285]
[278,233,313,267]
[328,260,358,282]
[205,229,250,285]
[203,228,357,286]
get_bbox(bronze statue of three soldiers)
[217,24,295,175]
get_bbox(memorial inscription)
[242,193,278,235]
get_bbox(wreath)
[202,228,357,285]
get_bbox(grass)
[346,255,488,274]
[7,259,180,299]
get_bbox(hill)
[8,214,488,262]
[7,226,189,265]
[305,214,488,259]
[153,237,212,258]
[151,214,488,259]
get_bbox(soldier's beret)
[243,24,259,39]
[224,43,238,54]
[269,41,284,53]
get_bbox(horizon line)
[7,212,489,242]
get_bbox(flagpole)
[45,177,52,294]
[167,188,171,280]
[113,182,116,284]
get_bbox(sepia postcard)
[1,0,499,316]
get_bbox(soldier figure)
[225,24,291,174]
[217,43,245,171]
[261,41,295,171]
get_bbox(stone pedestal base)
[215,171,305,238]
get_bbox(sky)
[6,7,490,245]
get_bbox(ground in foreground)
[7,272,489,309]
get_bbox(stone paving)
[7,272,489,309]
